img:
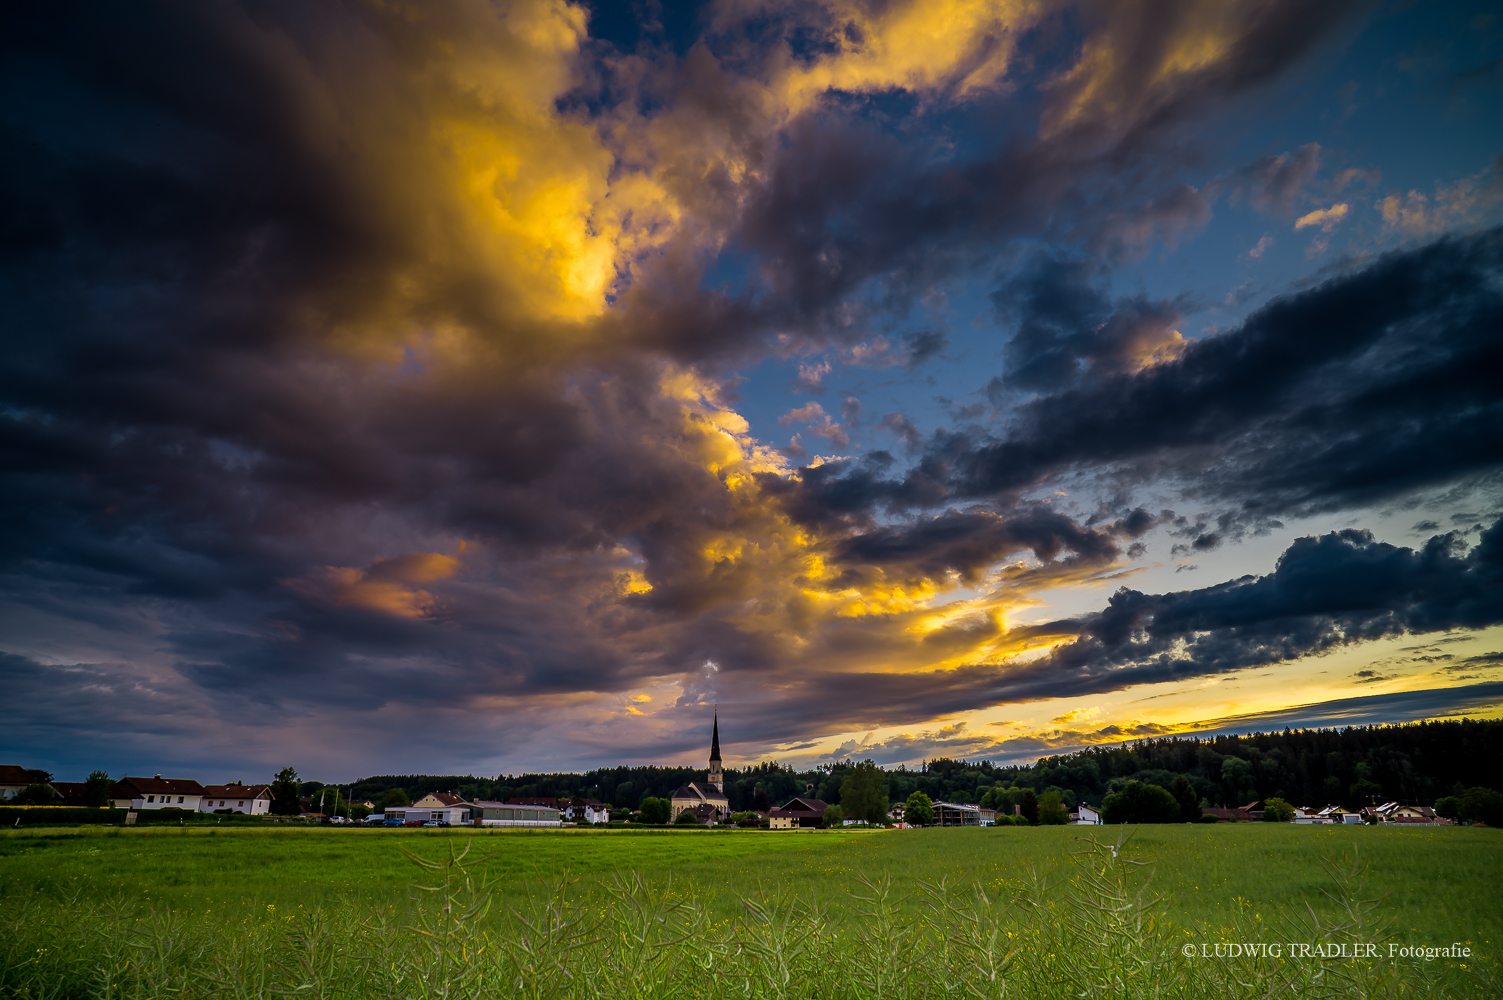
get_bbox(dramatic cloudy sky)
[3,0,1502,781]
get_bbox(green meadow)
[1,824,1498,998]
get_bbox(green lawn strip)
[0,826,865,907]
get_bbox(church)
[669,713,731,823]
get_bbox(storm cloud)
[1,0,1499,775]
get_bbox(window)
[237,800,244,807]
[147,795,155,803]
[178,796,184,803]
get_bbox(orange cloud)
[284,552,461,618]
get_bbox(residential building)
[472,801,565,827]
[1316,805,1362,825]
[888,802,905,823]
[564,798,611,823]
[1367,802,1444,825]
[197,783,272,815]
[978,807,997,826]
[933,801,982,826]
[1071,803,1103,825]
[109,775,206,810]
[680,802,721,826]
[670,712,731,822]
[769,797,828,829]
[0,765,33,800]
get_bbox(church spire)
[707,709,723,793]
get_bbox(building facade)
[472,801,565,827]
[109,775,206,811]
[197,783,272,814]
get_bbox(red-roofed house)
[0,765,35,800]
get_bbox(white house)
[565,798,611,824]
[1071,803,1103,825]
[109,775,206,811]
[197,783,272,815]
[472,800,564,827]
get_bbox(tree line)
[325,718,1500,816]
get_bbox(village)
[0,715,1454,829]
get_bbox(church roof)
[710,712,721,762]
[671,782,728,803]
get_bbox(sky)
[2,0,1501,783]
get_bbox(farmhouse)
[769,796,828,829]
[473,801,565,827]
[197,782,272,815]
[109,775,206,810]
[670,713,730,822]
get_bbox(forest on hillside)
[323,718,1502,813]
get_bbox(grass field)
[1,824,1498,998]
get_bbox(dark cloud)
[991,254,1186,393]
[772,227,1503,529]
[0,0,1493,776]
[997,518,1503,702]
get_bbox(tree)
[822,804,845,828]
[904,791,934,827]
[1171,775,1200,823]
[1037,791,1069,825]
[1434,795,1461,821]
[83,770,113,808]
[639,796,671,824]
[839,761,889,825]
[382,788,410,808]
[1101,781,1180,824]
[1018,788,1039,825]
[674,808,701,825]
[12,784,58,805]
[270,767,301,815]
[349,803,372,822]
[753,788,772,813]
[1458,787,1503,827]
[1262,797,1296,823]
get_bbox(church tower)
[708,711,723,792]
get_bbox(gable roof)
[777,797,828,814]
[110,776,206,797]
[506,797,563,808]
[413,791,469,807]
[0,765,35,786]
[201,784,271,799]
[672,782,728,803]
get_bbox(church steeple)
[708,710,723,792]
